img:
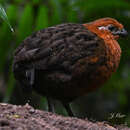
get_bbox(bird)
[12,17,127,116]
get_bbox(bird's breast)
[105,38,121,72]
[69,38,121,96]
[89,39,121,91]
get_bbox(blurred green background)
[0,0,130,126]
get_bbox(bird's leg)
[47,97,55,113]
[62,102,74,117]
[22,68,35,103]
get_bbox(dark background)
[0,0,130,126]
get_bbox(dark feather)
[13,23,106,102]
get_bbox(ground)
[0,103,129,130]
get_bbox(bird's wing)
[14,23,104,68]
[13,23,106,83]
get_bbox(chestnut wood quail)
[13,18,127,116]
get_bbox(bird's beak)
[119,28,128,37]
[112,28,128,37]
[116,28,128,37]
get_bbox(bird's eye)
[107,25,118,31]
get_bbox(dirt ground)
[0,103,129,130]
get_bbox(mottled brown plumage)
[13,18,127,116]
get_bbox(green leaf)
[49,0,63,25]
[3,71,15,102]
[17,4,34,44]
[0,4,14,32]
[67,8,78,22]
[0,5,17,73]
[35,5,48,30]
[32,0,42,4]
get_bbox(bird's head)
[83,18,128,40]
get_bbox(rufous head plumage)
[83,17,127,40]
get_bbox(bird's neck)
[83,23,121,71]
